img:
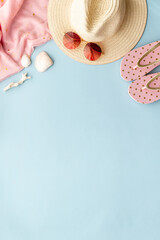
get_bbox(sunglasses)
[63,32,102,61]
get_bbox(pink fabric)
[0,0,51,82]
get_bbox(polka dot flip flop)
[121,41,160,81]
[129,73,160,104]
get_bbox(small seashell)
[35,51,53,72]
[21,54,31,68]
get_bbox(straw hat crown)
[70,0,126,42]
[48,0,147,64]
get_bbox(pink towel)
[0,0,51,82]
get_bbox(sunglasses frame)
[63,32,102,61]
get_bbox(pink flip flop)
[121,41,160,81]
[129,73,160,104]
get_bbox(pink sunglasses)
[63,32,102,61]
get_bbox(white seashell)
[21,54,31,68]
[35,51,53,72]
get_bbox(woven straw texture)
[48,0,147,65]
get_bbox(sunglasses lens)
[84,43,102,61]
[63,32,81,50]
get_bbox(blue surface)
[1,0,160,239]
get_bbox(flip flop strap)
[137,42,160,68]
[145,73,160,90]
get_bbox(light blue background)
[1,0,160,239]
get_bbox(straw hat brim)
[48,0,147,65]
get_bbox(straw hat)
[48,0,147,65]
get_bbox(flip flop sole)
[129,73,160,104]
[121,41,160,81]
